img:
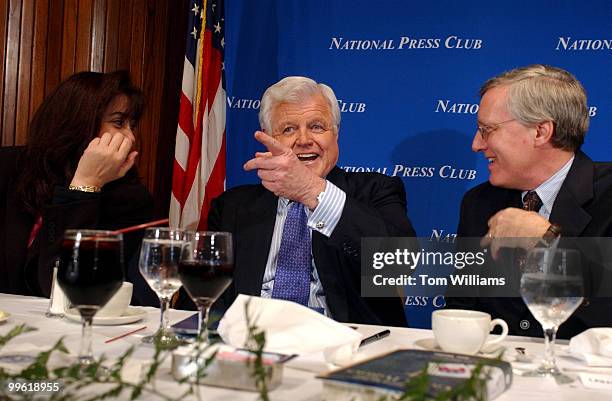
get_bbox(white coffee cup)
[96,282,133,317]
[432,309,508,355]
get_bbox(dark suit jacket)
[447,151,612,338]
[206,166,416,326]
[0,146,155,301]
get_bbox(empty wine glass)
[520,247,583,382]
[139,228,188,349]
[57,229,124,368]
[179,231,233,343]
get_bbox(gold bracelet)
[68,184,101,193]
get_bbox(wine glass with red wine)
[179,231,233,342]
[57,229,124,367]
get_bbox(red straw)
[112,218,170,235]
[104,326,147,343]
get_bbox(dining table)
[0,293,610,400]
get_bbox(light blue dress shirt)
[522,155,574,219]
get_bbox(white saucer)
[65,307,147,326]
[414,337,505,357]
[0,310,9,323]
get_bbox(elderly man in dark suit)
[208,76,416,326]
[447,65,612,338]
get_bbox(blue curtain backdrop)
[223,0,612,328]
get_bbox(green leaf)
[243,299,270,401]
[0,324,37,347]
[130,385,143,400]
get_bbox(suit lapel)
[549,152,593,236]
[234,188,277,295]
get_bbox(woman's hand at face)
[70,132,138,188]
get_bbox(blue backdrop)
[223,0,612,328]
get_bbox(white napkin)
[217,295,363,364]
[569,327,612,366]
[47,267,68,315]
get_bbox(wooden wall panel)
[2,0,21,146]
[115,0,132,71]
[129,0,145,87]
[102,0,119,71]
[1,0,188,218]
[139,0,167,192]
[60,0,77,78]
[29,0,49,121]
[155,0,189,218]
[90,0,105,71]
[74,0,93,72]
[0,0,9,143]
[45,0,64,94]
[15,0,34,145]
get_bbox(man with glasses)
[447,64,612,337]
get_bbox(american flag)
[170,0,226,230]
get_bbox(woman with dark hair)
[0,71,154,298]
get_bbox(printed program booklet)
[318,349,512,401]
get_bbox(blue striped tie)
[271,202,311,306]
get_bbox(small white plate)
[414,337,504,357]
[0,310,9,323]
[65,307,147,326]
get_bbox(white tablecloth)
[0,294,610,400]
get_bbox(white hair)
[258,76,341,133]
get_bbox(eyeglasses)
[476,118,516,140]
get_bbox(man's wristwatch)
[540,223,562,246]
